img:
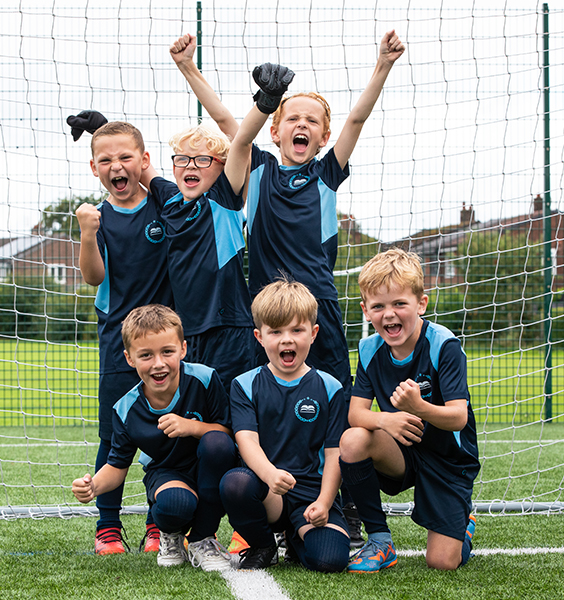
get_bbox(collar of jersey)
[144,386,181,414]
[272,372,304,387]
[389,349,414,366]
[108,196,148,214]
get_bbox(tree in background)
[458,230,545,346]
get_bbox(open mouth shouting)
[280,349,296,366]
[183,173,201,188]
[293,134,309,153]
[383,323,403,338]
[112,176,128,192]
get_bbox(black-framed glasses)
[171,154,225,168]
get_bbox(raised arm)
[170,33,239,141]
[224,63,294,195]
[333,29,405,169]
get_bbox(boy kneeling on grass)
[220,277,350,572]
[72,304,236,571]
[340,248,479,573]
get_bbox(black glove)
[66,110,108,141]
[252,63,295,114]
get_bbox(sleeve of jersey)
[106,412,137,470]
[318,147,350,190]
[324,387,348,448]
[205,369,232,429]
[351,357,375,400]
[209,170,245,211]
[437,339,470,403]
[149,177,181,208]
[229,377,259,435]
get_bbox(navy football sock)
[299,527,350,573]
[95,438,123,530]
[188,431,237,542]
[339,457,390,534]
[152,487,197,534]
[219,467,274,548]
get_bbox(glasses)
[171,155,225,168]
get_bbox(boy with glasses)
[141,122,255,390]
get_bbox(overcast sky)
[0,0,562,243]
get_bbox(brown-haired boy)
[74,120,177,554]
[72,304,236,571]
[339,248,479,572]
[219,278,350,571]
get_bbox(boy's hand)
[67,110,108,141]
[72,473,95,503]
[303,500,329,528]
[158,413,192,438]
[169,33,196,66]
[75,203,101,236]
[267,468,296,495]
[252,63,295,114]
[379,30,405,66]
[390,379,424,415]
[379,410,423,446]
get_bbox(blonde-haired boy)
[219,277,350,571]
[139,35,256,392]
[72,304,237,571]
[339,248,479,572]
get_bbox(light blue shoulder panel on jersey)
[358,334,386,372]
[94,250,110,314]
[425,321,456,372]
[113,385,142,425]
[209,199,246,269]
[234,366,262,402]
[317,369,342,403]
[182,361,215,389]
[318,177,338,245]
[246,164,265,234]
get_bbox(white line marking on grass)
[0,442,98,447]
[398,547,564,558]
[222,570,292,600]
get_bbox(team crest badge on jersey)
[416,374,432,399]
[289,173,310,189]
[145,220,166,243]
[184,411,203,421]
[295,397,320,422]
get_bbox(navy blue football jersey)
[230,366,348,491]
[246,146,349,300]
[353,319,479,481]
[107,362,230,474]
[151,173,253,336]
[95,179,176,374]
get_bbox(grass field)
[1,340,563,427]
[1,340,564,599]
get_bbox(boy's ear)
[253,328,264,347]
[180,339,187,361]
[311,323,319,342]
[418,294,429,316]
[318,129,331,149]
[270,125,281,146]
[360,301,371,321]
[123,349,135,368]
[141,150,150,170]
[90,159,99,178]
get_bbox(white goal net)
[1,1,563,519]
